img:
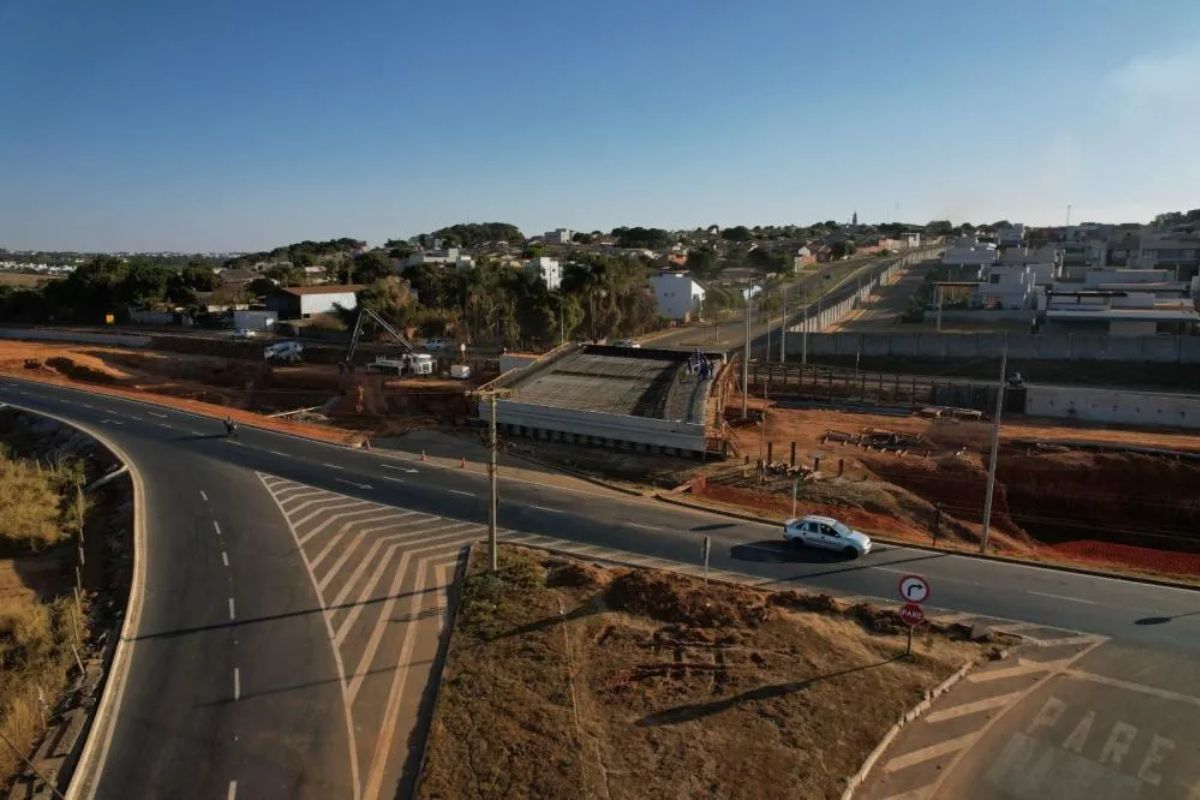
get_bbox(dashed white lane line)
[1027,590,1100,605]
[270,450,286,457]
[446,489,472,497]
[233,668,240,701]
[228,598,236,620]
[199,490,209,502]
[531,505,565,514]
[323,462,345,470]
[381,476,406,484]
[629,522,664,532]
[227,780,237,800]
[148,411,168,419]
[923,690,1025,723]
[221,551,229,567]
[213,520,222,536]
[157,422,174,429]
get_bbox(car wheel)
[842,546,859,559]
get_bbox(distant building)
[793,246,816,272]
[398,247,474,272]
[995,224,1025,248]
[1137,232,1200,280]
[266,285,360,319]
[649,272,706,321]
[525,257,562,290]
[544,228,574,245]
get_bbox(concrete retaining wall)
[788,332,1200,363]
[0,328,152,348]
[1025,385,1200,429]
[483,399,708,456]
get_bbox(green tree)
[927,220,954,236]
[722,225,752,242]
[686,246,720,278]
[350,251,396,284]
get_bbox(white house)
[525,257,562,290]
[266,285,360,319]
[943,237,998,268]
[399,247,474,272]
[975,265,1040,310]
[649,272,706,321]
[995,224,1025,248]
[544,228,573,245]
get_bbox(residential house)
[649,271,706,321]
[398,247,474,272]
[266,285,361,320]
[793,246,817,273]
[544,228,573,245]
[1137,232,1200,280]
[942,237,998,268]
[995,224,1025,248]
[525,257,562,290]
[1044,289,1197,336]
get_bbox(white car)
[611,339,641,348]
[783,514,872,558]
[232,328,258,339]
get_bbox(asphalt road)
[642,251,936,354]
[2,377,1198,800]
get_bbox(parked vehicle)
[782,515,872,558]
[264,340,304,364]
[611,339,641,348]
[423,337,451,352]
[366,353,434,376]
[232,328,258,339]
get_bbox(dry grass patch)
[419,546,992,800]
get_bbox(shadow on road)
[691,522,736,532]
[636,656,901,727]
[1136,610,1200,626]
[728,541,948,579]
[132,584,442,640]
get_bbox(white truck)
[264,340,304,364]
[366,353,434,376]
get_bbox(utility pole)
[936,285,944,332]
[742,293,751,419]
[979,344,1008,554]
[801,308,808,366]
[488,392,499,571]
[779,286,787,364]
[473,388,512,572]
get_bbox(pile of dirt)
[43,357,122,385]
[605,569,773,628]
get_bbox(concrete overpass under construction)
[479,344,732,458]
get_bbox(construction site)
[3,321,1200,583]
[479,344,734,458]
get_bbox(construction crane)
[342,307,434,376]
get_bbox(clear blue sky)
[2,0,1198,252]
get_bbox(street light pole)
[741,294,751,419]
[488,392,499,571]
[979,344,1008,554]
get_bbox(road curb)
[653,491,1200,593]
[839,650,1009,800]
[6,403,147,800]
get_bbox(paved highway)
[2,377,1197,799]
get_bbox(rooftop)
[276,284,364,296]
